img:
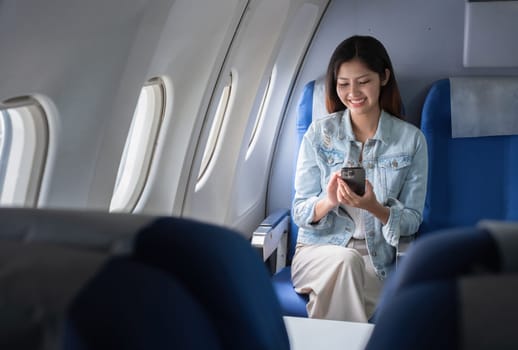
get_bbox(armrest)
[251,209,290,272]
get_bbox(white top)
[346,205,366,239]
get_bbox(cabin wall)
[179,0,329,236]
[0,0,173,209]
[91,0,248,214]
[268,0,518,213]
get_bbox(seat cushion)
[271,267,308,317]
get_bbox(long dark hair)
[325,35,403,119]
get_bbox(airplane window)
[110,77,166,212]
[197,73,233,184]
[246,72,272,159]
[0,96,49,207]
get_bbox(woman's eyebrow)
[337,73,371,81]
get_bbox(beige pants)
[291,242,383,322]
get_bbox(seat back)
[367,221,518,350]
[0,208,156,349]
[420,78,518,233]
[67,216,290,350]
[289,77,327,262]
[0,209,289,349]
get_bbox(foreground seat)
[0,208,289,350]
[66,216,290,350]
[0,208,154,350]
[366,221,518,350]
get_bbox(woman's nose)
[348,82,360,96]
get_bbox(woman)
[291,35,428,322]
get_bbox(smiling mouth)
[348,98,366,106]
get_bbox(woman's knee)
[332,246,363,263]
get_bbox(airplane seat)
[419,77,518,234]
[0,209,289,349]
[0,208,157,349]
[366,220,518,350]
[66,216,290,350]
[268,77,327,318]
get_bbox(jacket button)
[392,160,398,168]
[371,251,377,257]
[368,162,374,169]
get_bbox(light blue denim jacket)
[292,109,428,279]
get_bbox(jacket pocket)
[378,154,411,197]
[317,147,345,167]
[317,146,345,179]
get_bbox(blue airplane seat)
[270,78,325,318]
[366,221,518,349]
[66,217,290,350]
[419,78,518,234]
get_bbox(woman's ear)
[381,68,390,86]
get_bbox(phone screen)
[340,167,365,196]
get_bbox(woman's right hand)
[326,171,342,207]
[312,171,343,223]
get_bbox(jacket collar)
[342,109,392,145]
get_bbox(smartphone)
[341,167,365,196]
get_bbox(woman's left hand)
[337,178,390,224]
[337,178,378,211]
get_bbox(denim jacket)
[292,109,428,279]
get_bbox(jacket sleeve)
[292,124,334,230]
[382,130,428,247]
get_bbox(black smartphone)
[341,167,365,196]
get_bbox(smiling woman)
[291,35,428,323]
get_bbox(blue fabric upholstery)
[66,217,290,350]
[366,227,501,350]
[273,80,318,318]
[65,256,222,350]
[367,280,459,350]
[271,267,309,317]
[134,217,290,350]
[420,79,518,233]
[290,80,316,263]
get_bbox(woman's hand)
[325,171,342,207]
[311,171,342,223]
[337,177,376,210]
[337,178,389,224]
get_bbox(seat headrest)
[450,77,518,138]
[296,76,327,142]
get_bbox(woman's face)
[336,59,389,118]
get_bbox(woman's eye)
[359,80,370,85]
